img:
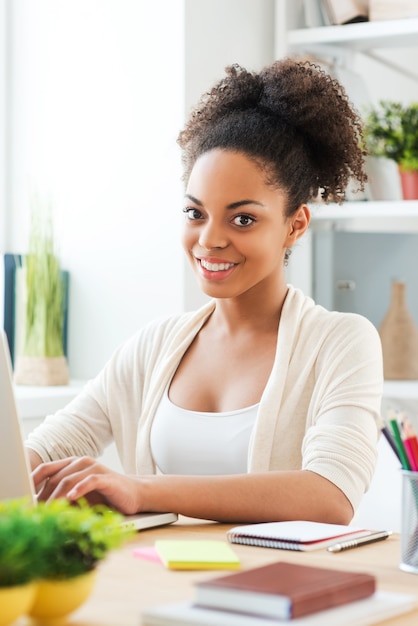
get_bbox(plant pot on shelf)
[12,263,69,385]
[399,169,418,200]
[13,354,69,386]
[379,280,418,380]
[365,156,403,201]
[12,202,69,386]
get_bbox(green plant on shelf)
[363,101,418,172]
[19,202,65,358]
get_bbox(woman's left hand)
[32,456,142,514]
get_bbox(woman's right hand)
[31,456,144,515]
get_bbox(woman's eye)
[183,207,203,220]
[233,214,255,227]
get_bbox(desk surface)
[17,517,418,626]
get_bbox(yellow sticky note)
[154,540,241,570]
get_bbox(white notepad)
[226,520,374,551]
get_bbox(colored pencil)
[389,417,411,471]
[400,415,418,472]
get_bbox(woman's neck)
[209,283,289,336]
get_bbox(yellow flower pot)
[0,582,37,626]
[28,570,96,623]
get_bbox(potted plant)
[363,101,418,200]
[397,104,418,199]
[28,498,133,623]
[0,498,133,625]
[13,201,70,386]
[0,499,42,626]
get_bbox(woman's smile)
[197,256,238,280]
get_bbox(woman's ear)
[285,204,310,247]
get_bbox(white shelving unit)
[275,2,418,232]
[276,1,418,54]
[275,3,418,531]
[14,381,85,420]
[287,17,418,51]
[309,200,418,232]
[276,6,418,303]
[15,381,85,442]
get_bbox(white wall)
[6,0,185,379]
[0,0,6,252]
[3,0,276,378]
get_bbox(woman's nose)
[198,220,228,250]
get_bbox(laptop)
[0,330,178,530]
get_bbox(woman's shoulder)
[285,285,380,341]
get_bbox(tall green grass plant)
[20,204,65,358]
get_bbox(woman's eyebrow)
[184,194,264,210]
[227,199,264,210]
[184,193,203,206]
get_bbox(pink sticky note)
[132,546,162,563]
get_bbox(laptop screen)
[0,330,36,503]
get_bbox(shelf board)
[383,380,418,400]
[309,201,418,233]
[288,18,418,51]
[15,380,85,419]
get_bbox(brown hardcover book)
[194,561,376,620]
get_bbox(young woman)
[27,59,383,525]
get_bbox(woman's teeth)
[200,260,235,272]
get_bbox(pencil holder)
[400,470,418,574]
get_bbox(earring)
[284,248,292,266]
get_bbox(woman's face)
[181,149,309,300]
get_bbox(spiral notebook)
[226,521,373,552]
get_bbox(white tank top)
[150,388,259,475]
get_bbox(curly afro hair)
[177,58,367,216]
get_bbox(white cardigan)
[27,285,384,513]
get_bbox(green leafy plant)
[363,101,418,171]
[0,498,134,586]
[19,202,65,358]
[0,499,44,587]
[31,499,134,580]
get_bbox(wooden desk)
[18,517,418,625]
